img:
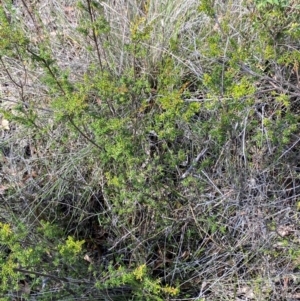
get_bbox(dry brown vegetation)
[1,0,300,300]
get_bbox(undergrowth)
[0,0,300,300]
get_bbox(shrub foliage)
[0,0,300,300]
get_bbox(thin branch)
[13,267,93,286]
[86,0,103,72]
[67,116,102,150]
[180,147,208,180]
[26,47,66,96]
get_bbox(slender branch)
[67,116,102,150]
[180,147,208,180]
[0,57,22,89]
[13,267,79,296]
[26,47,66,96]
[86,0,103,72]
[13,267,92,284]
[20,0,42,37]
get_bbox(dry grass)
[1,0,300,300]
